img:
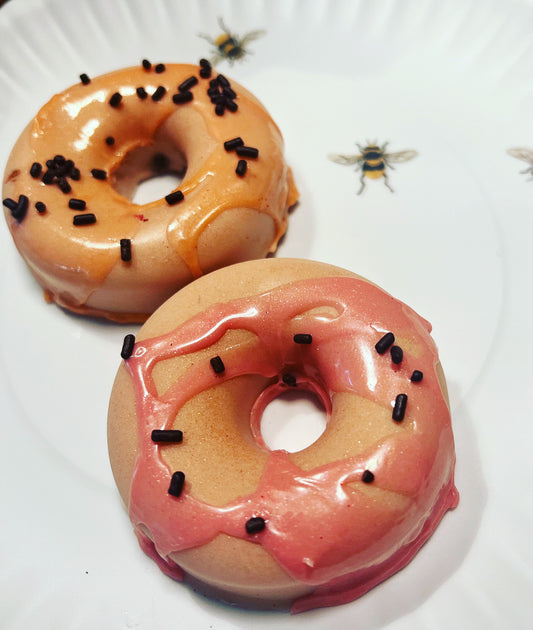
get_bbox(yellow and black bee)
[199,17,265,65]
[507,147,533,181]
[329,142,418,194]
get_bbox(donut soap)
[2,61,298,322]
[107,258,458,613]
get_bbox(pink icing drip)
[124,276,458,612]
[291,478,459,613]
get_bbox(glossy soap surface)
[2,63,298,320]
[109,260,458,613]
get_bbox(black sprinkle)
[362,470,375,483]
[410,370,424,382]
[136,87,148,100]
[80,73,91,85]
[105,136,115,146]
[142,59,152,70]
[294,333,312,345]
[172,91,193,104]
[70,167,81,181]
[120,238,132,262]
[199,66,212,78]
[207,86,221,99]
[3,197,17,211]
[375,332,395,354]
[91,168,107,180]
[54,154,65,165]
[168,471,185,497]
[224,137,244,151]
[199,58,211,69]
[12,200,28,221]
[73,213,96,226]
[35,201,46,213]
[165,190,184,205]
[155,63,166,73]
[109,92,122,108]
[41,170,55,184]
[235,159,247,177]
[236,146,259,159]
[151,429,183,443]
[121,334,136,359]
[209,93,224,105]
[151,85,167,101]
[392,394,408,422]
[4,195,28,222]
[225,99,238,113]
[222,86,237,100]
[30,162,42,178]
[282,373,297,387]
[246,517,266,534]
[210,355,225,374]
[390,345,403,364]
[206,74,239,116]
[216,74,230,88]
[68,198,86,210]
[178,76,199,92]
[57,177,72,194]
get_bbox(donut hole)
[111,136,187,203]
[260,389,328,453]
[132,171,185,205]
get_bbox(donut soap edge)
[107,258,459,613]
[2,62,298,322]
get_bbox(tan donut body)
[107,258,458,612]
[2,63,298,322]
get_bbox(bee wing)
[507,147,533,163]
[241,30,267,45]
[385,150,418,163]
[217,16,230,33]
[198,32,214,43]
[328,153,362,166]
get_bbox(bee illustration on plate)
[199,17,266,65]
[329,141,418,194]
[507,147,533,182]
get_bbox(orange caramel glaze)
[108,259,458,612]
[2,63,298,322]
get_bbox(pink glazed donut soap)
[107,258,458,612]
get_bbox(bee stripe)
[362,162,385,172]
[363,151,382,160]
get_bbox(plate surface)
[1,0,532,628]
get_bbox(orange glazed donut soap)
[2,60,298,322]
[107,258,459,613]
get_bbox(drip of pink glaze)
[135,527,184,581]
[291,478,459,613]
[124,276,458,612]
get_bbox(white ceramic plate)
[1,0,532,628]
